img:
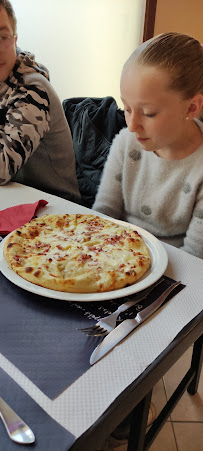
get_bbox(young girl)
[93,33,203,259]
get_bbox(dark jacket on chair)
[63,96,126,208]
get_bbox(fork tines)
[78,325,108,335]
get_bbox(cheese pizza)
[4,214,151,293]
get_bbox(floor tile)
[148,422,177,451]
[163,346,203,422]
[173,422,203,451]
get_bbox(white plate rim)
[0,219,168,302]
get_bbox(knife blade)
[90,280,181,365]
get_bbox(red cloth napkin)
[0,200,48,235]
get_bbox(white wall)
[11,0,146,106]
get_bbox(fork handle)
[117,299,140,314]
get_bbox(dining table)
[0,182,202,451]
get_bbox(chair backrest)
[63,96,126,208]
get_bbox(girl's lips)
[136,137,149,142]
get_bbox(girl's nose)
[127,113,142,132]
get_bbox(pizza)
[3,214,151,293]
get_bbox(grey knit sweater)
[93,120,203,259]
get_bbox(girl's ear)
[186,94,203,119]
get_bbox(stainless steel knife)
[90,280,181,365]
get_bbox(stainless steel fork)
[78,278,164,336]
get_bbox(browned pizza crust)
[4,214,151,293]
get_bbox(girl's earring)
[186,116,189,120]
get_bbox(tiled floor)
[114,346,203,451]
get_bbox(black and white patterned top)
[0,49,80,202]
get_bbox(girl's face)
[120,63,192,156]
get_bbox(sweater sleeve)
[92,131,125,219]
[0,84,50,185]
[180,186,203,259]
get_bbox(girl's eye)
[144,113,157,117]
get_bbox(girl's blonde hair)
[127,32,203,120]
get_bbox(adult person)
[93,32,203,259]
[0,0,80,202]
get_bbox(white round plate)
[0,219,168,302]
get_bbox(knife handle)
[116,277,165,313]
[137,281,181,323]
